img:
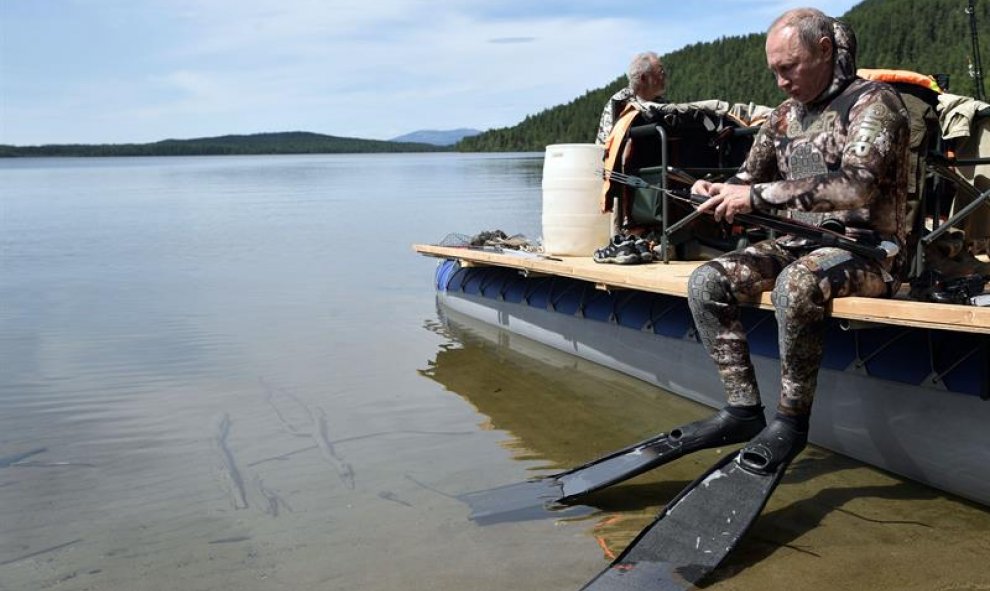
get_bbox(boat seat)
[603,103,760,258]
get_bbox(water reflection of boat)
[421,306,719,477]
[415,245,990,507]
[420,301,721,541]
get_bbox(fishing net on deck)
[436,230,542,253]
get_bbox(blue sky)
[1,0,863,145]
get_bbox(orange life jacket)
[600,104,641,212]
[857,68,943,93]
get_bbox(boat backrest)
[860,68,990,298]
[604,101,762,257]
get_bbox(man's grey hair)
[768,7,835,52]
[627,51,662,91]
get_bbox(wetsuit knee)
[771,263,824,320]
[687,262,733,307]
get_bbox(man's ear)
[819,36,834,60]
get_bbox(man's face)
[633,63,666,100]
[648,63,667,98]
[766,25,833,104]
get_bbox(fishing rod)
[603,169,892,261]
[966,0,986,101]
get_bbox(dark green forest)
[459,0,990,152]
[0,131,446,158]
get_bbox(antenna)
[966,0,986,100]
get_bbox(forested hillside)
[0,131,446,157]
[459,0,989,152]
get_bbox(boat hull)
[434,259,990,507]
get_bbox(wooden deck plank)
[414,244,990,335]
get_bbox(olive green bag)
[627,168,665,226]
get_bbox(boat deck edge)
[414,244,990,335]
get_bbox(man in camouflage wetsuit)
[684,8,910,470]
[595,52,667,145]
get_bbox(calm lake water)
[1,153,989,591]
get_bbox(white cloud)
[0,0,864,144]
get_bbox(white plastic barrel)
[541,143,610,256]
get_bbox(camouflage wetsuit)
[687,20,911,417]
[596,87,666,145]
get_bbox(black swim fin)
[460,408,765,524]
[580,419,806,590]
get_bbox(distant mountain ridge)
[390,128,482,146]
[0,131,448,157]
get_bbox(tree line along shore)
[4,0,986,157]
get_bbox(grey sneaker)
[633,238,653,263]
[594,235,639,264]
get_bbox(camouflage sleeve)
[750,87,908,213]
[596,100,613,145]
[727,110,781,185]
